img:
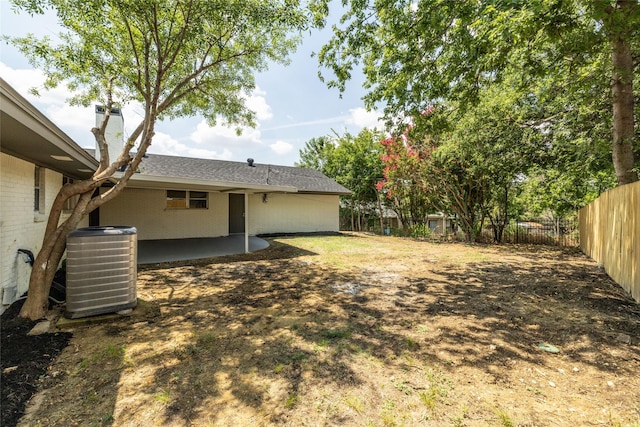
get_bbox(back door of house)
[229,193,245,233]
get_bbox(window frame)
[166,190,208,210]
[34,166,43,213]
[188,191,208,209]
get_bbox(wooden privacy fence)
[579,181,639,303]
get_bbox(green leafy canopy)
[313,0,639,185]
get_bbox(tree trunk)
[610,0,638,185]
[350,200,355,231]
[491,184,509,244]
[377,192,385,234]
[19,190,93,320]
[19,111,153,320]
[19,225,69,319]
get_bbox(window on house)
[189,191,208,209]
[34,167,43,212]
[166,190,208,209]
[166,190,187,208]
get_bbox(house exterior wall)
[248,193,339,235]
[0,153,87,306]
[99,187,229,240]
[100,189,339,239]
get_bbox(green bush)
[409,224,431,239]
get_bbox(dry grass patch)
[16,233,640,426]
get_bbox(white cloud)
[0,63,45,96]
[1,62,148,147]
[346,107,383,129]
[190,120,262,145]
[0,63,98,145]
[186,119,267,161]
[269,140,294,155]
[187,146,233,160]
[0,63,78,117]
[262,108,383,133]
[246,86,272,121]
[147,131,232,160]
[261,116,348,131]
[46,103,94,132]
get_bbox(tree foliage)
[296,136,335,170]
[376,78,561,242]
[314,0,639,185]
[7,0,310,320]
[375,126,437,229]
[297,128,385,231]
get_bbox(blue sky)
[0,1,382,166]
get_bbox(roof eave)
[0,78,98,179]
[115,172,298,193]
[297,190,352,196]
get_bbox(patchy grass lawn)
[17,233,640,426]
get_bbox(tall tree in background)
[376,118,490,242]
[605,0,639,184]
[314,0,639,185]
[297,129,385,231]
[296,136,335,170]
[441,81,546,242]
[7,0,309,320]
[326,129,385,230]
[376,79,548,242]
[375,130,437,229]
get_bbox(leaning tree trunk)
[19,230,67,320]
[610,0,638,185]
[18,112,152,320]
[19,190,94,320]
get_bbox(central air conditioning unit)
[65,226,137,319]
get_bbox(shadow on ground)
[5,238,640,426]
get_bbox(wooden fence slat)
[579,181,640,302]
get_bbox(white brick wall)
[1,153,88,306]
[248,193,339,235]
[99,188,229,240]
[99,188,340,239]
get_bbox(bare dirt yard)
[3,233,639,426]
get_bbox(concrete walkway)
[137,235,269,264]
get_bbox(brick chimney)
[94,105,124,165]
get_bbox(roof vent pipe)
[247,158,255,167]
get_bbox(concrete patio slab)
[137,235,269,264]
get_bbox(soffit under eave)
[113,173,298,194]
[0,79,98,179]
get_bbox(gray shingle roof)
[87,150,350,194]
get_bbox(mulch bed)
[1,299,72,427]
